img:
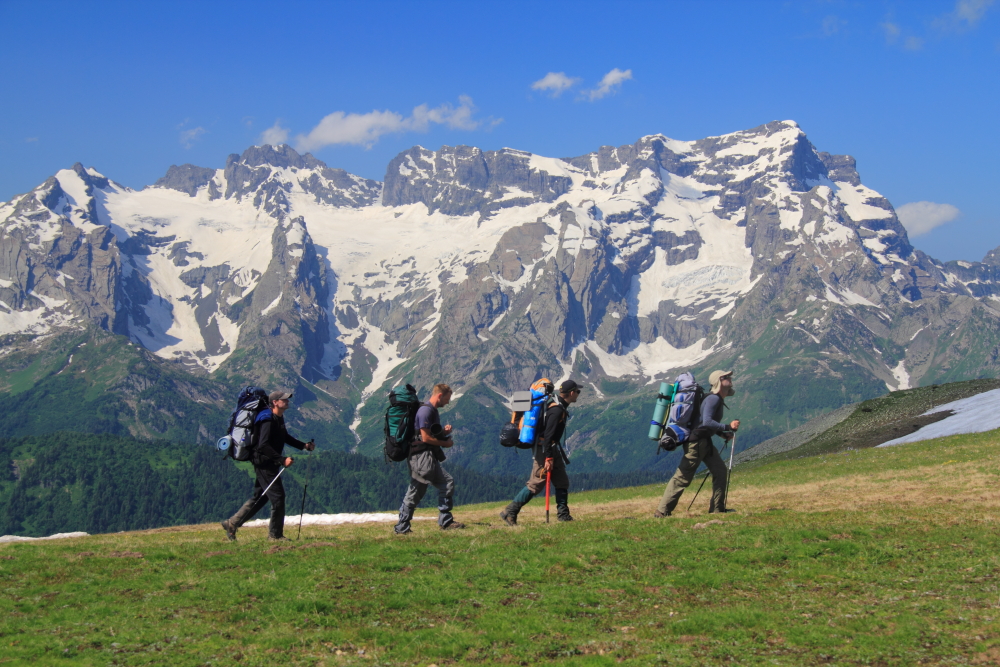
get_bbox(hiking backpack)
[657,372,705,453]
[383,384,421,462]
[223,386,271,461]
[500,378,554,450]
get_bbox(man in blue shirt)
[655,370,740,517]
[394,383,465,534]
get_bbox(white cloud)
[531,72,580,97]
[955,0,994,26]
[822,15,847,36]
[586,68,633,101]
[294,96,490,151]
[904,35,925,50]
[179,126,206,149]
[881,21,901,43]
[896,201,961,236]
[933,0,995,31]
[260,121,290,146]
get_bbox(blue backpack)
[657,372,704,453]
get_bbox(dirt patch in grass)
[264,541,339,555]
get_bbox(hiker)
[221,390,315,541]
[394,383,465,534]
[500,379,581,525]
[655,370,739,517]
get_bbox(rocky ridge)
[3,121,1000,465]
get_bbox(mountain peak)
[231,144,326,170]
[62,162,110,192]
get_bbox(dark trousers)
[230,465,286,538]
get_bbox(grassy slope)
[2,429,998,665]
[755,378,1000,463]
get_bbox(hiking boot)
[500,501,525,526]
[268,535,291,541]
[441,521,466,530]
[223,498,258,540]
[394,527,412,535]
[653,510,670,518]
[220,520,238,541]
[554,489,572,522]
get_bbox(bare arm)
[420,427,453,448]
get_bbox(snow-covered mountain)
[3,121,1000,454]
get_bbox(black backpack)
[225,386,270,461]
[383,384,421,462]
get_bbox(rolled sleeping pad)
[648,381,673,441]
[519,392,547,445]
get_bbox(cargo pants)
[395,450,456,533]
[657,436,728,515]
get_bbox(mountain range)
[3,120,999,476]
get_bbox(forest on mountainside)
[0,432,664,537]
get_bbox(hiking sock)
[513,486,535,505]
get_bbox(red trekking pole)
[545,470,552,523]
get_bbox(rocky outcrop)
[153,164,218,197]
[382,145,573,216]
[0,164,149,337]
[6,123,1000,466]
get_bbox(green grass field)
[2,431,998,666]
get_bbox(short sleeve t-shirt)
[414,403,440,434]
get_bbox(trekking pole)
[297,439,315,540]
[545,471,551,524]
[260,466,286,499]
[725,434,736,508]
[686,438,730,511]
[687,472,709,511]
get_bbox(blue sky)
[1,0,997,261]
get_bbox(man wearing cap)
[500,379,581,525]
[221,390,315,541]
[654,370,739,517]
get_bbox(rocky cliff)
[3,122,1000,469]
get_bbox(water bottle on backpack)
[218,386,271,461]
[656,372,705,453]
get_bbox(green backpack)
[384,384,420,462]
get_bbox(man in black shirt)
[500,379,580,525]
[221,390,315,541]
[655,370,739,517]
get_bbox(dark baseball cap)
[269,390,293,402]
[560,379,582,394]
